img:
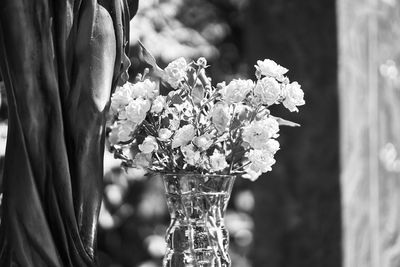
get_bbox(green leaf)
[270,115,301,127]
[230,105,252,131]
[166,91,184,105]
[137,40,164,77]
[187,68,196,86]
[191,84,204,106]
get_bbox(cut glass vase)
[162,173,235,267]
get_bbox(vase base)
[163,249,230,267]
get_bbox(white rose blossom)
[131,79,157,99]
[210,151,229,172]
[193,134,213,151]
[171,124,196,149]
[282,81,305,112]
[169,117,181,131]
[139,136,158,153]
[211,103,231,133]
[125,98,151,124]
[264,139,280,155]
[181,144,201,166]
[108,58,304,180]
[133,153,152,168]
[110,85,132,112]
[242,167,262,182]
[117,109,127,120]
[216,81,226,90]
[164,57,188,89]
[151,95,166,113]
[220,79,254,104]
[108,126,120,145]
[255,59,288,80]
[110,120,136,143]
[247,149,276,173]
[242,117,280,149]
[158,128,173,141]
[253,77,281,105]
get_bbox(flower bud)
[196,57,207,68]
[255,69,262,80]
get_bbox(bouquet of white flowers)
[107,57,305,181]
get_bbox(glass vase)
[161,173,236,267]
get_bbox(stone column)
[338,0,400,266]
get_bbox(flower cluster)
[108,57,305,181]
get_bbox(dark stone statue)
[0,0,138,266]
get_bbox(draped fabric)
[0,0,138,266]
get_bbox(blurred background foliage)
[0,0,341,266]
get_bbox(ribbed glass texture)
[162,173,235,267]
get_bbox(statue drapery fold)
[0,0,137,266]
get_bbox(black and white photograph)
[0,0,398,266]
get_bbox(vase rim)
[159,172,236,178]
